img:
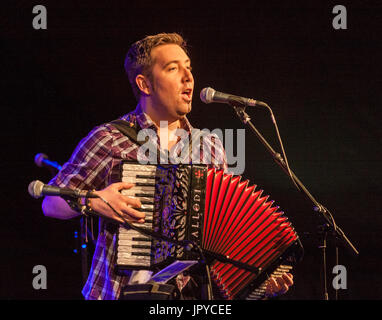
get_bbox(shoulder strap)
[109,119,167,160]
[109,119,148,146]
[110,119,206,164]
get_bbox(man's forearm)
[42,195,81,220]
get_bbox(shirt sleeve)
[48,124,115,191]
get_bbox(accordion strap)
[109,119,202,161]
[109,119,146,146]
[109,119,167,159]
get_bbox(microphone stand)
[229,101,359,300]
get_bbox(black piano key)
[140,200,154,205]
[136,175,156,179]
[135,182,156,187]
[134,193,155,198]
[135,208,153,213]
[132,237,151,242]
[132,252,151,257]
[132,244,152,249]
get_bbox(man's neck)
[139,100,181,132]
[139,100,183,151]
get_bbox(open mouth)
[181,89,193,101]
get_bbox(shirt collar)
[134,103,193,134]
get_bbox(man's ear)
[135,74,151,96]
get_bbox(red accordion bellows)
[202,168,299,299]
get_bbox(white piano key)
[120,185,155,195]
[119,226,152,234]
[122,163,157,173]
[122,171,156,178]
[118,239,152,247]
[117,253,151,262]
[122,176,156,184]
[117,258,151,267]
[118,233,151,241]
[139,204,154,211]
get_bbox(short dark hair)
[124,32,188,101]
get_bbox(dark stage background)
[1,1,381,300]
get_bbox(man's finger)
[122,205,145,221]
[265,278,278,297]
[275,276,289,294]
[282,273,294,286]
[124,196,142,209]
[112,182,135,191]
[269,277,279,292]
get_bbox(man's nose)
[182,67,193,83]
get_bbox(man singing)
[42,32,293,300]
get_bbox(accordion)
[116,161,303,299]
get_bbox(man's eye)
[168,67,177,71]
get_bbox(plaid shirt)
[49,104,227,300]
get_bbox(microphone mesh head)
[200,87,215,104]
[28,180,44,199]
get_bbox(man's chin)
[179,103,192,116]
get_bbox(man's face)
[147,44,194,121]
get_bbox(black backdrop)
[1,0,381,300]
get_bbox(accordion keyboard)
[116,163,157,268]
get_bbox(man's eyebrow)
[163,59,191,68]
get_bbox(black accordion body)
[116,161,303,299]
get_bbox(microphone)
[200,87,267,107]
[34,153,62,171]
[28,180,98,199]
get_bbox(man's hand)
[89,182,144,224]
[265,273,294,298]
